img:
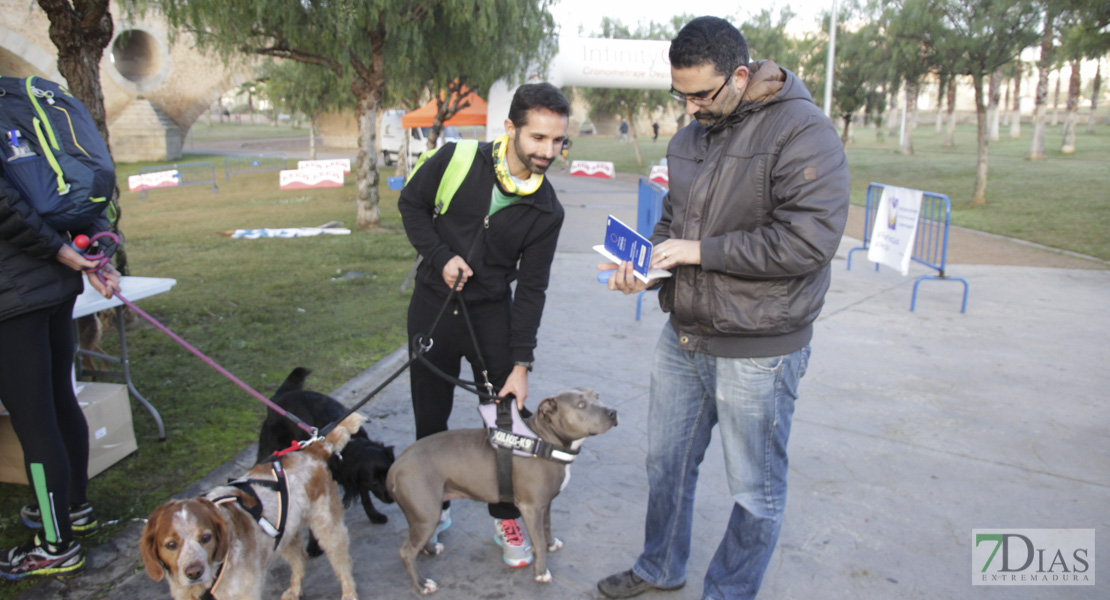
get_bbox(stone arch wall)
[0,1,250,161]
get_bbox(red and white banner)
[570,160,615,179]
[296,158,351,173]
[279,167,345,189]
[128,170,179,192]
[649,165,669,186]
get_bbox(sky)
[550,0,837,38]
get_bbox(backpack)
[0,75,116,231]
[405,139,479,217]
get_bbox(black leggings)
[0,297,88,543]
[407,288,519,520]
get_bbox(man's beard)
[514,137,552,175]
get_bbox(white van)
[379,109,462,166]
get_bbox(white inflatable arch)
[485,37,672,140]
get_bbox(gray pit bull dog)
[386,387,617,594]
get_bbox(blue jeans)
[633,325,810,600]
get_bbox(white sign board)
[569,160,615,179]
[279,167,344,190]
[297,158,351,173]
[128,170,180,192]
[867,185,924,276]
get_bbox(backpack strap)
[406,139,480,217]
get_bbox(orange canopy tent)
[401,91,488,128]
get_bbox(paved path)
[25,171,1108,599]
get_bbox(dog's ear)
[537,397,558,420]
[197,498,230,564]
[139,505,171,581]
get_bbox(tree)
[37,0,131,274]
[880,0,942,156]
[391,6,555,151]
[261,61,350,159]
[132,0,557,230]
[1029,3,1059,160]
[827,20,888,143]
[1057,0,1110,148]
[577,18,678,168]
[929,0,1040,204]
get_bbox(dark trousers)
[0,297,88,543]
[407,287,519,520]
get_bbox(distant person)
[398,82,570,569]
[652,121,660,142]
[596,16,849,600]
[619,118,630,142]
[0,179,120,579]
[560,137,573,171]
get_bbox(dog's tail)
[273,367,312,399]
[323,412,367,454]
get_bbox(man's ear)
[733,64,750,90]
[504,118,516,141]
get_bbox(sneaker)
[20,502,100,537]
[597,569,685,599]
[0,534,85,580]
[430,508,452,545]
[493,518,533,568]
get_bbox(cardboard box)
[0,382,138,485]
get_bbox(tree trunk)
[1051,73,1060,126]
[354,93,382,230]
[349,37,385,230]
[627,113,644,167]
[970,74,990,206]
[900,81,916,155]
[1061,59,1080,154]
[988,69,1002,141]
[1002,76,1011,126]
[945,82,957,147]
[1087,62,1101,135]
[1010,61,1023,139]
[842,115,851,143]
[907,81,919,131]
[935,77,945,134]
[887,89,900,139]
[37,0,131,276]
[309,119,318,160]
[1028,10,1054,161]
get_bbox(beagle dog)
[139,413,364,600]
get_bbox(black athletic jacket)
[399,141,564,364]
[0,178,103,322]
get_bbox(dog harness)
[478,399,579,504]
[210,461,291,551]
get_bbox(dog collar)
[478,402,579,464]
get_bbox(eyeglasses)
[669,72,733,106]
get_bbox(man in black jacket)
[398,82,570,568]
[597,17,849,600]
[0,178,119,579]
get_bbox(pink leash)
[79,232,318,438]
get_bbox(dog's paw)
[420,578,439,594]
[280,589,302,600]
[368,512,389,524]
[535,569,552,583]
[432,542,445,555]
[547,537,563,552]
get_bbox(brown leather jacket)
[655,62,850,358]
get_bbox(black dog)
[257,368,396,548]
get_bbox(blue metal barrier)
[635,178,667,320]
[137,161,219,201]
[846,182,969,313]
[224,153,288,180]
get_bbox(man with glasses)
[597,16,849,600]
